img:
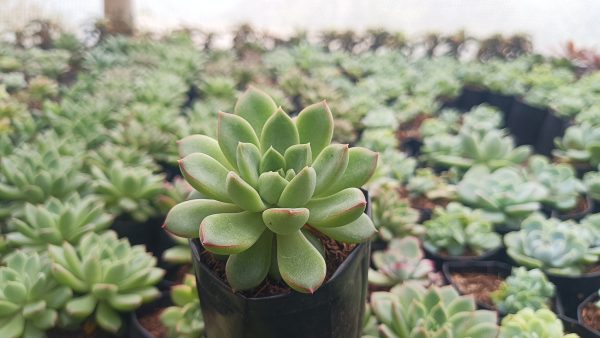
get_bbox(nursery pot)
[547,270,600,320]
[506,98,549,147]
[129,292,172,338]
[562,314,600,337]
[535,111,569,156]
[111,215,174,260]
[577,291,600,335]
[457,86,488,110]
[551,194,594,222]
[423,246,503,271]
[486,92,515,123]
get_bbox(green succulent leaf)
[178,134,233,169]
[236,142,262,187]
[257,172,288,205]
[316,213,376,243]
[323,147,378,194]
[296,101,334,159]
[284,143,312,173]
[277,231,326,293]
[0,314,24,338]
[218,112,260,170]
[164,199,242,238]
[260,108,299,155]
[226,172,267,212]
[200,212,266,255]
[278,166,316,207]
[95,302,122,333]
[312,144,349,196]
[260,147,286,173]
[179,153,232,202]
[66,294,96,319]
[226,230,273,291]
[262,208,309,235]
[306,188,366,228]
[234,86,278,135]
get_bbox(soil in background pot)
[129,292,172,338]
[561,315,600,337]
[552,195,593,222]
[451,272,504,308]
[581,302,600,333]
[549,263,600,319]
[47,320,119,338]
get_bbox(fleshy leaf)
[260,147,286,173]
[200,212,266,255]
[236,142,261,187]
[323,147,378,194]
[306,188,366,228]
[260,108,299,154]
[284,144,312,173]
[95,302,122,333]
[218,112,260,170]
[312,144,349,196]
[296,101,334,159]
[226,172,266,212]
[164,199,241,238]
[257,172,288,205]
[178,135,233,169]
[226,231,273,291]
[316,213,375,243]
[234,86,278,135]
[278,166,316,207]
[262,208,309,235]
[277,231,326,293]
[179,153,231,202]
[66,294,96,319]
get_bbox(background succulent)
[554,122,600,168]
[491,267,555,314]
[49,231,164,333]
[504,214,600,276]
[371,181,423,240]
[165,88,377,293]
[499,308,579,338]
[423,202,501,256]
[583,168,600,201]
[370,283,498,338]
[0,251,72,338]
[160,274,205,338]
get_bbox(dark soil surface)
[47,321,117,338]
[451,272,504,308]
[581,302,600,331]
[396,114,428,142]
[200,228,356,298]
[138,308,168,338]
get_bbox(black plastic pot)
[158,161,181,182]
[562,314,599,337]
[400,138,423,157]
[424,246,503,271]
[547,270,600,319]
[551,194,594,222]
[111,215,174,261]
[486,92,515,124]
[506,98,549,147]
[535,111,569,156]
[577,292,600,336]
[129,292,173,338]
[457,86,489,111]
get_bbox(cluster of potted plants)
[0,22,599,338]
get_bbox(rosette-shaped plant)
[460,104,503,134]
[527,155,586,212]
[423,202,501,256]
[491,267,555,314]
[91,161,165,222]
[361,304,379,338]
[584,168,600,201]
[368,237,435,287]
[581,213,600,248]
[165,88,378,293]
[457,166,548,227]
[6,194,113,251]
[49,231,164,333]
[554,122,600,168]
[370,283,498,338]
[499,308,579,338]
[504,214,600,276]
[0,251,72,338]
[406,168,456,201]
[371,182,423,240]
[160,274,204,338]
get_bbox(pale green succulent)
[491,267,555,314]
[499,308,579,338]
[165,88,377,293]
[419,109,460,138]
[6,194,112,251]
[358,128,399,153]
[371,181,423,240]
[527,155,586,211]
[160,274,204,338]
[406,168,456,201]
[49,231,164,333]
[90,161,165,222]
[361,108,399,130]
[370,150,416,185]
[554,122,600,168]
[583,168,600,201]
[368,237,435,287]
[0,251,72,338]
[457,166,548,227]
[362,304,379,338]
[504,214,600,276]
[461,104,503,134]
[580,213,600,248]
[370,283,499,338]
[423,202,501,256]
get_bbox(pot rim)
[576,291,600,335]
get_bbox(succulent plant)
[554,122,600,168]
[362,303,379,338]
[361,108,399,130]
[491,267,555,314]
[368,237,435,287]
[6,194,112,251]
[418,109,460,138]
[370,150,416,185]
[357,128,399,153]
[370,283,499,338]
[499,308,579,338]
[460,104,504,134]
[424,129,531,171]
[423,202,501,256]
[0,251,72,338]
[583,168,600,201]
[49,231,163,333]
[90,161,165,222]
[165,88,378,293]
[371,181,423,240]
[457,166,548,227]
[406,168,456,201]
[527,155,586,211]
[160,274,204,338]
[580,213,600,248]
[504,214,600,276]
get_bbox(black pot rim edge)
[577,291,600,335]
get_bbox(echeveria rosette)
[499,308,579,338]
[48,231,164,333]
[165,88,378,293]
[504,214,600,276]
[554,122,600,168]
[370,283,499,338]
[160,274,204,338]
[0,252,72,338]
[491,267,555,314]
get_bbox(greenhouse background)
[1,0,600,337]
